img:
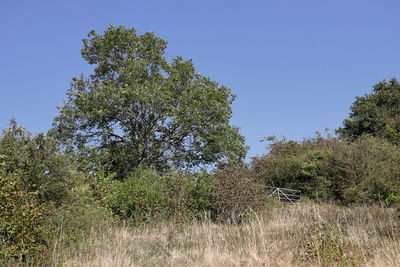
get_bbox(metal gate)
[266,186,301,204]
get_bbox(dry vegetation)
[53,202,400,267]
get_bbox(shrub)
[90,170,117,207]
[188,171,216,219]
[107,168,196,223]
[252,134,400,205]
[0,120,73,205]
[252,135,343,202]
[48,188,114,254]
[0,168,52,262]
[0,121,77,263]
[162,171,195,220]
[210,165,267,223]
[108,168,165,222]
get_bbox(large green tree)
[337,78,400,144]
[50,25,246,176]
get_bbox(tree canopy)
[50,25,246,176]
[337,78,400,144]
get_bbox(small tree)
[0,121,73,261]
[50,25,246,177]
[0,120,72,204]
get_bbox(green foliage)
[0,120,73,205]
[188,172,216,218]
[96,167,267,224]
[0,168,52,262]
[252,134,400,204]
[109,168,167,222]
[252,136,339,202]
[48,186,114,252]
[337,78,400,143]
[385,193,400,207]
[50,25,246,177]
[90,170,117,207]
[0,121,75,262]
[338,136,400,204]
[107,168,195,223]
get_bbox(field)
[53,202,400,267]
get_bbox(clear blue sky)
[1,0,400,158]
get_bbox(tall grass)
[52,202,400,266]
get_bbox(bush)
[162,171,195,220]
[0,120,73,205]
[0,168,52,262]
[90,170,117,207]
[210,165,267,223]
[0,121,75,263]
[107,168,196,223]
[338,136,400,204]
[188,171,216,219]
[48,188,114,255]
[252,134,400,205]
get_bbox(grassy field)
[51,202,400,267]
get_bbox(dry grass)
[53,202,400,267]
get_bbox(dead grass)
[53,202,400,266]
